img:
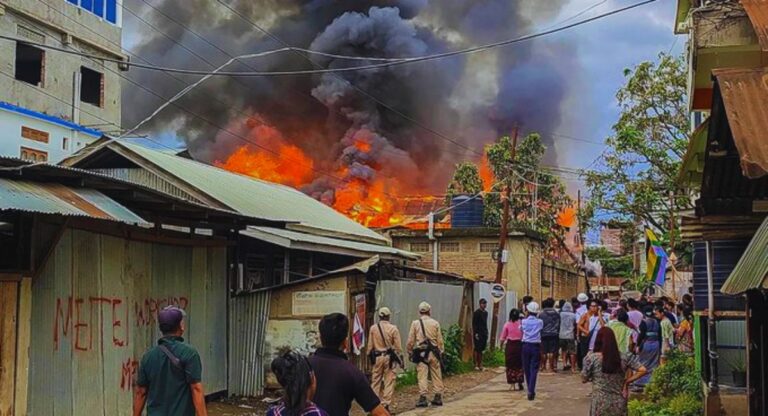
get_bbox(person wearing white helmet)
[367,307,402,413]
[521,301,544,401]
[406,301,445,408]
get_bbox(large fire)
[216,118,408,228]
[217,118,314,187]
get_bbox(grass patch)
[482,348,505,368]
[396,370,418,389]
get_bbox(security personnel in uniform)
[367,307,402,413]
[406,302,445,408]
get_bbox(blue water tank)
[450,195,484,228]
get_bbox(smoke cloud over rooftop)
[123,0,574,225]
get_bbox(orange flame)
[216,117,315,187]
[353,139,372,152]
[215,118,409,228]
[219,145,314,187]
[331,174,405,228]
[480,154,494,192]
[556,206,577,228]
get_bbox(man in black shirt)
[472,298,489,370]
[309,313,390,416]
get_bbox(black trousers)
[576,336,590,370]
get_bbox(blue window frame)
[105,0,117,24]
[80,0,93,12]
[65,0,119,25]
[93,0,104,17]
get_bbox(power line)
[0,70,123,134]
[121,1,468,160]
[24,0,472,202]
[550,132,605,146]
[210,0,484,156]
[3,0,654,161]
[27,0,414,195]
[26,23,382,194]
[0,0,656,78]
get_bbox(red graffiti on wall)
[53,295,189,351]
[134,296,189,327]
[120,357,140,391]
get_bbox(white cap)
[526,302,540,314]
[577,293,589,303]
[378,307,391,317]
[418,301,431,313]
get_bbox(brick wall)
[540,260,581,302]
[392,235,546,301]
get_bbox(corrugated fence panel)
[375,281,464,370]
[27,229,229,415]
[228,291,271,397]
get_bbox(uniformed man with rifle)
[367,307,403,413]
[406,302,445,408]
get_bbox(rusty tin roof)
[713,67,768,179]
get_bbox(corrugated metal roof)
[721,214,768,294]
[742,0,768,51]
[678,118,710,189]
[712,67,768,179]
[110,141,389,244]
[0,178,149,225]
[242,226,419,260]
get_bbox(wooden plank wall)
[0,281,18,416]
[14,279,31,416]
[25,229,228,416]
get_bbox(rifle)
[369,323,404,369]
[412,319,445,373]
[377,323,404,369]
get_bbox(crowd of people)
[491,292,695,416]
[130,291,695,416]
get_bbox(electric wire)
[12,0,616,206]
[121,0,474,161]
[0,0,656,77]
[3,0,652,162]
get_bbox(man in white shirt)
[521,302,543,401]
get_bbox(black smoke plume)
[122,0,572,196]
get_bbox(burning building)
[123,0,574,225]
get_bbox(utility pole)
[578,189,589,293]
[490,127,518,349]
[669,191,677,301]
[532,171,538,223]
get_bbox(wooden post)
[490,128,518,349]
[578,190,588,292]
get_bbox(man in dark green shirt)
[133,306,208,416]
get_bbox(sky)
[545,0,681,170]
[121,0,683,189]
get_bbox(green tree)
[583,246,634,278]
[484,133,572,241]
[445,162,484,205]
[583,53,691,244]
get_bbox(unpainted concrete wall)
[0,2,122,130]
